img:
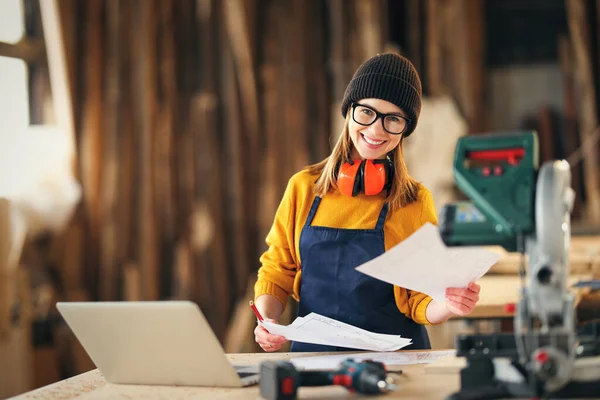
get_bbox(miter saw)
[439,131,600,399]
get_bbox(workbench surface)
[12,351,459,400]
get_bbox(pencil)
[249,300,264,322]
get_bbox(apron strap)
[375,202,389,230]
[304,196,321,227]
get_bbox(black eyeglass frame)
[350,102,411,135]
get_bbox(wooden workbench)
[11,351,460,400]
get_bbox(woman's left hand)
[445,282,480,316]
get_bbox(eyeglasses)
[351,103,411,135]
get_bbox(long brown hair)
[305,113,420,212]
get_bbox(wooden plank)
[132,0,159,301]
[306,1,330,163]
[39,0,76,157]
[558,36,584,218]
[537,106,555,162]
[566,0,600,224]
[98,0,121,301]
[485,236,600,276]
[327,0,349,141]
[194,0,231,338]
[223,0,260,148]
[57,0,79,136]
[0,39,45,62]
[257,0,285,245]
[167,0,195,301]
[464,0,485,132]
[116,1,135,274]
[172,238,192,300]
[0,199,27,338]
[172,0,195,244]
[218,2,251,306]
[78,0,105,299]
[156,0,177,261]
[123,263,141,301]
[441,0,484,132]
[0,325,33,397]
[223,278,259,353]
[223,0,261,291]
[190,92,224,330]
[282,0,309,175]
[425,0,442,96]
[453,274,592,320]
[406,0,423,73]
[354,0,384,61]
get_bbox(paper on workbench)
[260,313,413,352]
[355,222,501,303]
[290,350,456,371]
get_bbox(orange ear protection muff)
[337,157,394,197]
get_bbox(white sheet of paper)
[355,222,501,302]
[260,313,412,352]
[290,350,456,370]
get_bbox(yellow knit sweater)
[254,168,439,325]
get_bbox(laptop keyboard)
[234,365,259,378]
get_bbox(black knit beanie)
[340,53,422,137]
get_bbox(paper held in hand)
[260,312,413,352]
[355,222,501,302]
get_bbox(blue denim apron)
[290,196,431,352]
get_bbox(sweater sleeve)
[254,178,299,309]
[394,189,441,325]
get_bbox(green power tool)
[439,131,539,252]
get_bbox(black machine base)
[445,358,600,400]
[445,321,600,400]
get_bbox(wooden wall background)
[2,0,600,391]
[48,0,391,359]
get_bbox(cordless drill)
[259,358,398,400]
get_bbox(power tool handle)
[297,371,332,387]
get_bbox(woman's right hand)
[254,318,289,352]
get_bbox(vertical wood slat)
[223,0,261,295]
[464,0,485,132]
[132,0,159,301]
[306,0,330,164]
[39,0,76,157]
[354,0,385,62]
[425,0,442,97]
[258,0,284,247]
[117,0,135,275]
[46,0,85,301]
[407,0,423,76]
[99,0,121,301]
[218,1,252,304]
[284,0,309,175]
[79,0,104,299]
[190,0,231,339]
[566,0,600,224]
[327,0,350,141]
[168,0,196,301]
[156,0,177,267]
[173,0,196,254]
[558,36,584,218]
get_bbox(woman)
[253,53,480,352]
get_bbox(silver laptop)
[56,300,260,387]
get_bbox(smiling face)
[348,98,408,160]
